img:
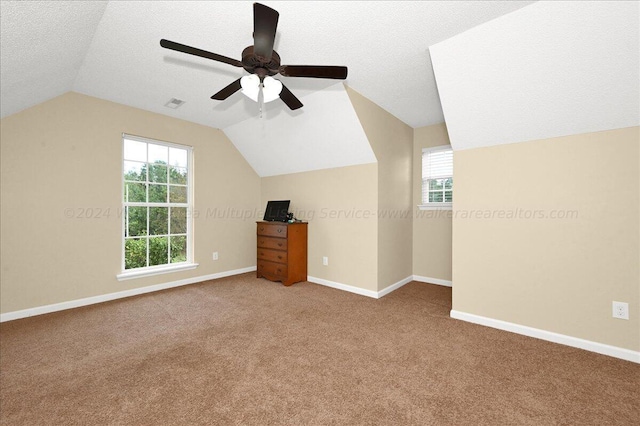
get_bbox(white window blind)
[422,146,453,205]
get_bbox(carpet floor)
[1,273,638,425]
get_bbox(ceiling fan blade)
[211,78,243,100]
[279,65,348,80]
[160,39,243,68]
[279,84,303,110]
[253,3,279,61]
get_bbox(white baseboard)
[378,276,414,298]
[413,275,452,287]
[307,276,379,298]
[0,266,257,323]
[308,275,413,299]
[450,310,640,364]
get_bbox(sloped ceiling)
[10,2,634,177]
[1,0,534,129]
[0,1,108,118]
[429,1,640,151]
[224,83,376,177]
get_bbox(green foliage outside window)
[124,236,187,269]
[123,143,190,270]
[427,177,453,203]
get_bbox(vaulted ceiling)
[1,1,534,129]
[430,0,639,150]
[3,1,637,177]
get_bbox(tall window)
[422,146,453,207]
[122,135,192,273]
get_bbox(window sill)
[117,263,199,281]
[418,203,452,211]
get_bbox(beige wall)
[452,127,640,351]
[413,124,453,281]
[345,86,413,290]
[261,164,378,291]
[0,92,261,314]
[0,87,411,310]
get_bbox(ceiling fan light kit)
[240,74,282,103]
[160,2,348,112]
[262,77,284,103]
[240,74,260,102]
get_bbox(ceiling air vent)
[164,98,185,109]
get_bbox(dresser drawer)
[257,260,287,279]
[257,223,287,238]
[256,221,307,287]
[257,248,287,264]
[257,236,287,250]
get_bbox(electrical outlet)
[612,301,629,320]
[322,256,328,266]
[212,252,219,261]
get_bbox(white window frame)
[419,145,453,210]
[117,134,197,280]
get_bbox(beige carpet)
[1,273,638,425]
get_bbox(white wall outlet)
[212,252,219,261]
[612,301,629,320]
[322,256,328,266]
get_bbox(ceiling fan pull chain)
[258,83,265,119]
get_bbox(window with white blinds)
[421,146,453,206]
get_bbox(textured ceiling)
[0,1,108,118]
[430,1,640,150]
[225,83,376,177]
[1,0,535,129]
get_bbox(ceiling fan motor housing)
[242,46,280,78]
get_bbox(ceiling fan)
[160,2,348,111]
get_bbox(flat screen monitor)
[263,200,290,222]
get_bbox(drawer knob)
[278,256,282,259]
[277,228,282,233]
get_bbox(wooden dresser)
[256,221,308,286]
